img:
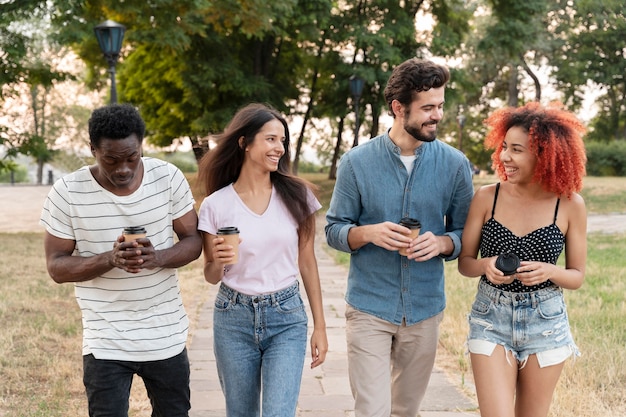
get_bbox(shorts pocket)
[537,295,565,319]
[470,297,492,316]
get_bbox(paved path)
[2,184,625,416]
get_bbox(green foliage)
[296,159,325,174]
[552,0,626,140]
[145,151,198,173]
[585,141,626,177]
[0,162,28,183]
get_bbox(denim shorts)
[213,281,308,417]
[467,279,580,368]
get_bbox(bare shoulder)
[560,192,587,228]
[561,192,586,212]
[472,183,498,206]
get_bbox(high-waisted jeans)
[213,281,308,417]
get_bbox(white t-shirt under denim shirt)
[40,157,195,362]
[198,184,321,295]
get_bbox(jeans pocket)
[214,291,233,311]
[276,293,305,315]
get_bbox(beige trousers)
[345,305,443,417]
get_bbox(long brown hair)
[198,103,318,238]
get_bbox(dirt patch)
[0,185,51,233]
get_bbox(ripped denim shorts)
[467,279,580,368]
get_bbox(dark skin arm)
[44,209,202,283]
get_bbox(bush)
[146,151,198,173]
[0,164,28,183]
[585,140,626,176]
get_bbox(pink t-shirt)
[198,184,321,295]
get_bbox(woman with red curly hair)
[458,102,587,417]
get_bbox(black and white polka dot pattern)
[479,184,564,293]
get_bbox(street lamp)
[456,105,466,153]
[94,19,126,104]
[349,74,365,148]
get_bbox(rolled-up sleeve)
[440,158,474,261]
[325,155,360,254]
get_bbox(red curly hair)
[484,101,587,197]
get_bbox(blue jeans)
[83,348,190,417]
[213,282,308,417]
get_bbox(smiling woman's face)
[499,126,537,184]
[242,119,286,173]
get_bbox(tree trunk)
[329,117,345,180]
[293,40,324,174]
[519,55,541,102]
[37,158,44,185]
[191,136,209,163]
[371,99,380,139]
[507,65,519,107]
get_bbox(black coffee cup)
[495,253,520,275]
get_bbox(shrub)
[0,163,28,183]
[585,141,626,176]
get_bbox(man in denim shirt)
[325,58,473,417]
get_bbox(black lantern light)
[349,75,365,148]
[94,20,126,104]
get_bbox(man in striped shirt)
[40,103,202,417]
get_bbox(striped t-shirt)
[40,157,195,361]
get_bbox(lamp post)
[456,105,466,153]
[349,74,365,148]
[94,20,126,104]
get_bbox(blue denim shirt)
[325,133,474,325]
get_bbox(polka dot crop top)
[479,183,564,292]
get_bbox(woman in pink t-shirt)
[197,103,328,417]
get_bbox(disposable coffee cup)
[217,226,240,265]
[398,217,421,256]
[123,226,147,246]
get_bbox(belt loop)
[530,292,537,309]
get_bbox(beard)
[404,120,438,143]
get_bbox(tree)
[0,0,74,181]
[311,0,472,179]
[0,0,42,173]
[51,0,317,162]
[551,0,626,141]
